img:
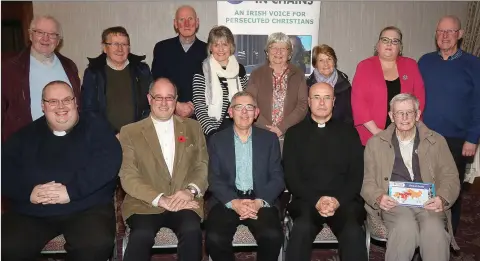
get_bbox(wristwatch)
[186,186,198,198]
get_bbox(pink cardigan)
[351,56,425,145]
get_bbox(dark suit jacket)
[207,126,285,210]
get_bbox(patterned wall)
[33,1,468,79]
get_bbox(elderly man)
[119,78,208,261]
[151,5,207,118]
[1,81,122,261]
[283,82,367,261]
[418,15,480,234]
[206,91,284,261]
[1,15,81,141]
[81,26,152,133]
[361,93,461,260]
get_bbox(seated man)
[206,91,284,261]
[361,93,460,261]
[119,78,208,261]
[283,82,367,261]
[1,80,122,261]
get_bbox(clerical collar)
[307,115,333,128]
[46,116,79,136]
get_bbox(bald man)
[2,80,122,260]
[151,5,207,119]
[418,15,480,235]
[119,78,208,261]
[283,82,367,261]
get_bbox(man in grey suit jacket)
[205,91,285,261]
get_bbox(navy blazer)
[207,126,285,210]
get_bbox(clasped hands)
[158,189,199,212]
[377,194,444,212]
[315,196,340,217]
[231,199,263,220]
[30,181,70,205]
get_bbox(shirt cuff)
[225,201,233,209]
[258,198,270,208]
[152,193,164,207]
[188,183,202,197]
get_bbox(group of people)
[1,3,479,261]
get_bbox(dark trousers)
[206,203,284,261]
[445,137,468,234]
[285,199,368,261]
[124,209,202,261]
[1,203,115,261]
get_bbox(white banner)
[217,0,321,74]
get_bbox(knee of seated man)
[338,222,364,241]
[292,216,316,234]
[389,216,418,237]
[420,217,447,237]
[256,226,283,244]
[70,230,115,250]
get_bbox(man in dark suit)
[205,91,285,261]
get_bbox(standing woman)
[246,32,308,139]
[192,26,248,138]
[351,26,425,146]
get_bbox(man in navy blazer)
[205,91,285,261]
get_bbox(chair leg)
[365,221,371,260]
[122,234,128,257]
[278,246,283,261]
[208,255,213,261]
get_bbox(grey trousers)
[382,206,450,261]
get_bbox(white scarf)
[203,55,241,121]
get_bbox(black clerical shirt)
[283,116,364,208]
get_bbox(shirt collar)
[437,48,463,60]
[106,57,130,70]
[151,116,174,126]
[234,127,252,143]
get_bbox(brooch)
[402,75,408,80]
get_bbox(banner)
[217,1,321,74]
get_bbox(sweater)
[283,117,364,208]
[1,113,122,217]
[151,36,207,102]
[418,51,480,144]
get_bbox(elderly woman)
[352,26,425,146]
[361,93,460,261]
[307,44,352,124]
[246,32,308,138]
[192,26,248,137]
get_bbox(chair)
[365,212,388,254]
[41,235,67,254]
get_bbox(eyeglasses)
[269,47,289,53]
[30,29,60,40]
[379,37,402,45]
[393,110,416,119]
[232,104,256,112]
[309,95,333,102]
[104,42,130,48]
[42,96,75,107]
[436,29,459,35]
[149,94,176,103]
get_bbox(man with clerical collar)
[119,78,208,261]
[418,15,480,236]
[151,5,208,118]
[2,15,81,141]
[205,91,284,261]
[81,26,152,134]
[283,82,367,261]
[1,80,122,260]
[361,93,461,260]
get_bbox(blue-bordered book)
[388,181,435,208]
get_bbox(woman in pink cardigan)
[352,26,425,145]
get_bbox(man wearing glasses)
[418,15,480,236]
[2,81,122,260]
[2,15,81,141]
[81,26,152,135]
[206,91,284,261]
[118,78,208,261]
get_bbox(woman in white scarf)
[192,26,248,137]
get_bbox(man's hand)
[158,195,199,212]
[424,196,444,212]
[266,125,283,137]
[239,199,263,220]
[462,141,478,157]
[231,199,258,220]
[30,182,57,204]
[316,196,339,217]
[167,190,194,211]
[377,194,397,212]
[175,102,194,118]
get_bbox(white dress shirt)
[398,136,415,181]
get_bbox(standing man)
[283,82,367,261]
[81,26,152,134]
[206,91,285,261]
[2,15,81,141]
[418,15,480,234]
[151,5,207,118]
[119,78,208,261]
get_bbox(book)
[388,181,435,208]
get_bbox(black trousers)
[445,137,468,234]
[285,199,368,261]
[124,209,202,261]
[1,203,116,261]
[206,203,284,261]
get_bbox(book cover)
[388,181,435,208]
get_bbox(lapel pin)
[403,75,408,80]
